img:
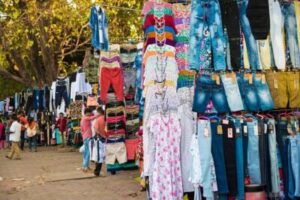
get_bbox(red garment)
[80,114,98,140]
[0,123,4,140]
[106,116,126,123]
[18,116,28,131]
[100,67,124,103]
[125,138,140,160]
[106,129,126,136]
[56,117,67,133]
[93,116,106,138]
[143,14,177,34]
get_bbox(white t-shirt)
[9,121,22,142]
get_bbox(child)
[27,117,38,152]
[93,107,107,176]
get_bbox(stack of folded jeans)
[125,105,139,139]
[105,96,128,166]
[105,99,126,139]
[99,51,124,103]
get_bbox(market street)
[0,147,145,200]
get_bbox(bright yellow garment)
[243,38,250,69]
[294,1,300,48]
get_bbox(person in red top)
[80,108,99,172]
[18,111,28,151]
[56,113,67,147]
[93,107,106,176]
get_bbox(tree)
[0,0,143,99]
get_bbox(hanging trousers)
[220,0,241,71]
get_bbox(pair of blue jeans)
[289,136,300,197]
[197,120,214,198]
[33,89,44,110]
[28,135,37,151]
[189,0,226,71]
[281,2,300,69]
[82,138,91,170]
[267,119,280,194]
[193,74,230,113]
[233,118,245,200]
[237,0,261,70]
[210,119,229,196]
[247,118,261,184]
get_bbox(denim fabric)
[89,6,109,50]
[220,0,241,71]
[221,74,244,112]
[55,85,69,108]
[222,119,237,196]
[253,73,274,111]
[287,138,295,199]
[134,52,142,89]
[268,119,280,193]
[210,120,229,195]
[193,74,230,113]
[82,138,91,170]
[236,73,260,112]
[234,118,245,200]
[33,90,44,110]
[281,3,300,69]
[290,136,300,197]
[237,0,261,70]
[189,0,226,71]
[28,135,37,151]
[247,119,261,184]
[197,120,213,198]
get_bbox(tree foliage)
[0,0,143,99]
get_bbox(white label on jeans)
[223,119,229,125]
[264,124,268,134]
[244,126,248,134]
[228,128,233,138]
[254,125,259,136]
[204,127,209,137]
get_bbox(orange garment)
[94,115,106,138]
[145,31,175,41]
[18,116,28,131]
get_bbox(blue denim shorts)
[236,73,260,112]
[193,74,230,113]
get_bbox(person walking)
[27,117,38,152]
[18,112,28,151]
[55,113,67,147]
[93,107,107,176]
[0,119,5,149]
[80,108,99,172]
[6,114,22,160]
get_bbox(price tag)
[264,123,268,134]
[249,74,253,84]
[217,125,223,135]
[216,75,220,85]
[228,128,233,138]
[204,127,209,137]
[223,119,229,125]
[243,125,248,136]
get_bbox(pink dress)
[147,112,183,200]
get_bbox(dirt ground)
[0,146,145,200]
